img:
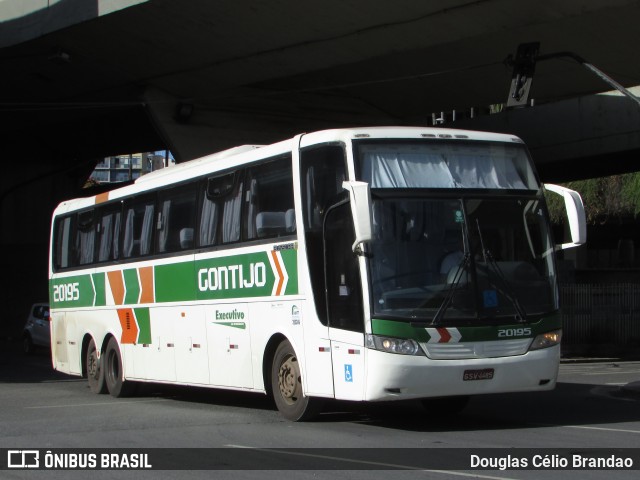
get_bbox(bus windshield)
[357,141,557,324]
[358,141,538,190]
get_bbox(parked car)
[22,303,50,354]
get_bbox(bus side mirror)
[545,184,587,250]
[342,181,373,253]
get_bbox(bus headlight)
[529,329,562,351]
[365,334,424,356]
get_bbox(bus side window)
[96,207,122,262]
[122,197,155,258]
[156,185,197,253]
[199,192,219,247]
[54,216,74,270]
[244,155,295,241]
[75,210,96,266]
[199,171,242,247]
[222,179,243,244]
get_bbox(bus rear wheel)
[86,338,107,394]
[271,340,322,421]
[104,337,136,398]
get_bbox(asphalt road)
[1,339,639,480]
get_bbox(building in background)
[90,151,174,184]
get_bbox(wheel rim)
[277,354,301,406]
[87,348,99,379]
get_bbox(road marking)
[580,370,640,376]
[560,368,640,374]
[40,379,86,383]
[566,425,640,434]
[25,398,169,409]
[225,445,518,479]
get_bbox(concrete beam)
[455,87,640,179]
[0,0,148,48]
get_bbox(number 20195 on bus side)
[52,282,80,303]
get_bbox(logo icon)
[8,450,40,469]
[344,364,353,382]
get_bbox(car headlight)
[365,334,424,356]
[529,329,562,351]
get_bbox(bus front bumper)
[363,345,560,401]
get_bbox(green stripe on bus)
[154,261,196,302]
[92,272,106,307]
[50,274,95,308]
[192,250,298,301]
[280,249,298,296]
[213,322,246,330]
[50,249,299,308]
[123,268,140,304]
[134,307,152,344]
[371,314,561,342]
[370,319,430,342]
[194,252,274,300]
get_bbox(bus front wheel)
[86,338,107,394]
[104,337,136,398]
[271,340,322,421]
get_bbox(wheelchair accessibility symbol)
[344,364,353,382]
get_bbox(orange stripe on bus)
[118,308,138,344]
[271,250,284,296]
[107,270,125,305]
[138,266,154,304]
[95,192,110,204]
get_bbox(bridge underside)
[3,1,640,163]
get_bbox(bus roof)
[299,126,523,147]
[52,127,524,215]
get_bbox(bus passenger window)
[199,171,242,246]
[156,186,197,253]
[97,209,121,262]
[123,199,155,258]
[244,155,295,241]
[54,216,73,270]
[221,180,242,243]
[199,194,219,247]
[76,211,95,265]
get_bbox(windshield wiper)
[475,220,528,323]
[431,253,469,326]
[480,251,528,323]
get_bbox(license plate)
[463,368,494,381]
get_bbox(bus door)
[299,142,365,399]
[324,200,366,401]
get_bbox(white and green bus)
[49,127,586,420]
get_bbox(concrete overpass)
[451,86,640,181]
[2,0,640,331]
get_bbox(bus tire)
[421,395,470,414]
[104,337,136,398]
[271,340,322,421]
[86,338,107,394]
